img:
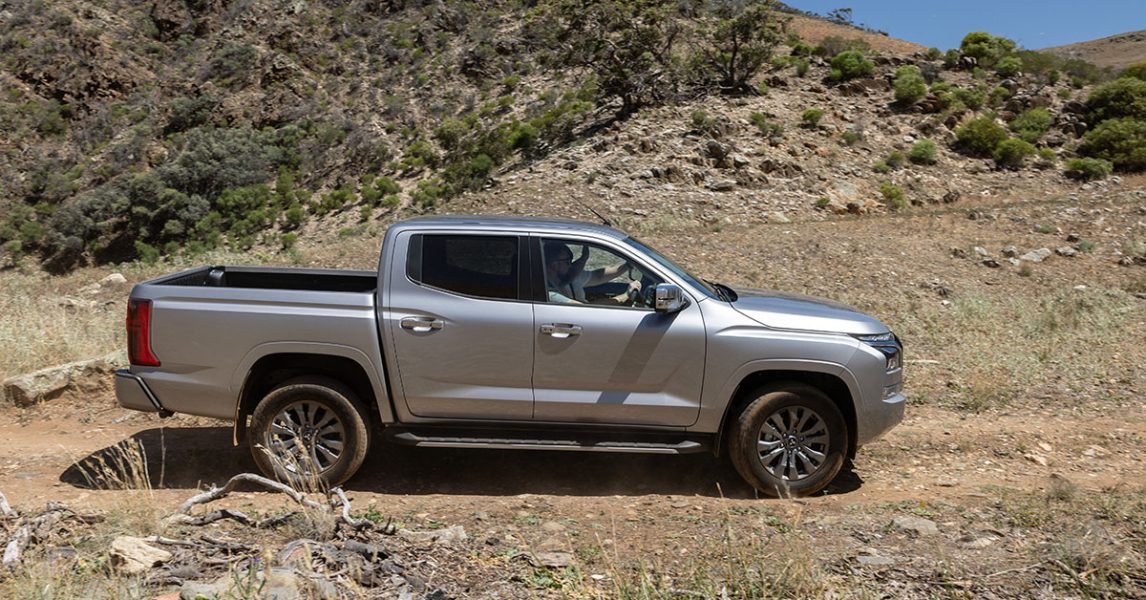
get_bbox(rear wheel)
[248,376,370,488]
[728,383,848,498]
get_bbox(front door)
[385,232,535,420]
[531,238,706,426]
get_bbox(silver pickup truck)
[116,216,904,497]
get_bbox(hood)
[730,288,889,336]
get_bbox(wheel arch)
[232,345,391,445]
[715,367,859,459]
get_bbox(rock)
[942,190,961,204]
[109,536,171,575]
[730,154,750,169]
[973,246,989,257]
[891,516,939,537]
[707,179,736,192]
[1001,245,1019,258]
[963,537,996,549]
[1020,248,1052,263]
[1024,453,1049,467]
[1066,233,1080,242]
[1056,246,1078,257]
[540,521,566,533]
[857,555,897,567]
[181,567,306,600]
[2,355,120,406]
[982,258,1000,268]
[767,212,791,224]
[1008,258,1021,266]
[936,477,958,487]
[100,273,128,287]
[398,525,467,547]
[534,551,575,568]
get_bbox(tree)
[826,7,853,25]
[892,65,927,105]
[959,32,1015,67]
[531,0,683,118]
[700,1,786,93]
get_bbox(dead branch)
[199,535,257,553]
[2,506,67,569]
[0,491,15,518]
[332,487,395,534]
[179,509,256,527]
[167,473,323,524]
[145,535,199,548]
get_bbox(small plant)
[880,180,907,210]
[872,161,891,174]
[801,108,824,127]
[893,65,928,105]
[691,109,715,131]
[1063,157,1113,181]
[794,57,810,77]
[1009,108,1053,143]
[1036,147,1057,168]
[993,138,1036,169]
[956,115,1009,157]
[815,197,830,208]
[989,85,1012,107]
[908,139,938,165]
[841,130,862,145]
[996,55,1023,77]
[885,150,906,169]
[828,50,873,82]
[1080,118,1146,171]
[1077,240,1097,253]
[750,112,783,137]
[280,232,298,250]
[1035,223,1055,234]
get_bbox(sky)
[783,1,1143,50]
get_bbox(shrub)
[1047,69,1061,85]
[158,126,280,200]
[893,65,927,105]
[280,232,298,250]
[1036,147,1057,168]
[993,138,1035,169]
[959,32,1015,67]
[828,50,873,82]
[1080,117,1146,171]
[996,55,1023,77]
[1121,60,1146,81]
[165,95,218,135]
[841,130,862,145]
[750,112,783,137]
[790,42,812,57]
[989,86,1012,107]
[885,151,906,169]
[908,139,938,165]
[794,57,810,77]
[813,36,869,57]
[1009,108,1053,143]
[926,47,943,60]
[956,116,1009,157]
[801,108,824,126]
[954,86,986,110]
[691,109,715,130]
[872,161,891,174]
[880,180,907,210]
[1085,77,1146,124]
[1063,157,1113,181]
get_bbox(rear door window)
[406,234,521,300]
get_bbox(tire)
[248,376,370,488]
[728,383,848,498]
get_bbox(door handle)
[400,316,444,333]
[540,323,582,338]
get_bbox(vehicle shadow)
[59,426,863,499]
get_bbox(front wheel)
[728,383,848,498]
[248,376,370,488]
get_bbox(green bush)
[801,108,825,126]
[691,109,715,130]
[954,86,986,110]
[1085,77,1146,124]
[996,55,1023,77]
[908,139,938,165]
[959,32,1015,67]
[926,47,943,60]
[1124,60,1146,81]
[1009,108,1053,143]
[794,57,810,77]
[790,42,813,57]
[989,86,1012,107]
[1063,157,1113,181]
[1080,117,1146,171]
[841,130,862,145]
[885,151,906,169]
[750,112,783,137]
[893,65,927,105]
[158,126,281,200]
[879,180,907,210]
[993,138,1035,169]
[828,50,873,82]
[956,116,1009,157]
[872,161,891,174]
[813,36,870,57]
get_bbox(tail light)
[127,299,161,366]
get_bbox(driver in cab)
[544,242,643,305]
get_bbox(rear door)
[530,236,706,426]
[384,232,535,420]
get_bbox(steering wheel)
[629,274,656,308]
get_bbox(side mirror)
[654,283,689,314]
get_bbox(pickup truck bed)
[154,266,377,293]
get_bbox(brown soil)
[1042,29,1146,71]
[787,14,928,55]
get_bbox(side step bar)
[385,428,709,455]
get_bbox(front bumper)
[114,370,173,417]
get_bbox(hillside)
[1,0,1132,275]
[1042,29,1146,71]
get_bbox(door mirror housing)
[654,283,689,314]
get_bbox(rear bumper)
[114,370,173,417]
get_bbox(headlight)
[854,332,902,372]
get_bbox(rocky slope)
[1042,29,1146,71]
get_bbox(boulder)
[2,354,122,406]
[1020,248,1053,263]
[891,516,939,537]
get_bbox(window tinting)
[408,234,519,300]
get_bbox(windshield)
[623,237,719,299]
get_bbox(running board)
[385,428,709,455]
